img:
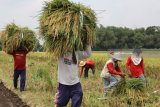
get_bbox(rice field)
[0,50,160,107]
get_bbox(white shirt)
[58,46,91,85]
[101,59,115,78]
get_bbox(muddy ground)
[0,81,29,107]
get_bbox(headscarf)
[131,48,142,65]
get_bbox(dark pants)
[84,68,95,78]
[55,82,83,107]
[13,70,26,91]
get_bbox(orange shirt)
[85,59,95,69]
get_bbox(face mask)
[133,53,140,57]
[131,54,142,65]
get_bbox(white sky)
[0,0,160,31]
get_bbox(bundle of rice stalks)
[112,78,145,96]
[127,78,145,92]
[112,78,127,96]
[1,23,37,53]
[39,0,96,57]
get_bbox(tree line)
[93,25,160,51]
[0,25,160,51]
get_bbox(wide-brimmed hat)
[111,52,122,61]
[79,61,86,66]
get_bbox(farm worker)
[9,50,28,92]
[100,52,125,97]
[54,45,91,107]
[126,48,146,81]
[79,59,95,78]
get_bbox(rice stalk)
[39,0,96,57]
[112,78,127,96]
[0,23,37,53]
[127,78,145,92]
[112,78,145,96]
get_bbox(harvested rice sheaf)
[39,0,96,57]
[112,78,145,96]
[0,23,37,53]
[127,78,145,92]
[112,78,127,96]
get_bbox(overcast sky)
[0,0,160,31]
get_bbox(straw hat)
[79,61,86,66]
[111,52,122,61]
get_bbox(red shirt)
[80,59,95,77]
[107,62,122,75]
[12,52,27,70]
[126,56,144,78]
[84,59,95,69]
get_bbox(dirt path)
[0,81,29,107]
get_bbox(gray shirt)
[58,46,91,85]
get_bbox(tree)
[93,25,160,50]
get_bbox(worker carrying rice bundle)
[0,23,36,92]
[39,0,96,107]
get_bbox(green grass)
[0,51,160,107]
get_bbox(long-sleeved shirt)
[101,59,122,78]
[107,62,121,75]
[58,46,91,85]
[126,56,144,78]
[80,59,95,77]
